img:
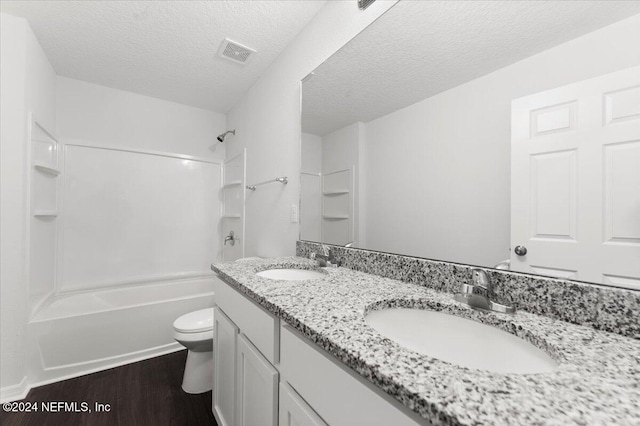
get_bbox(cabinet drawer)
[214,275,279,364]
[280,324,427,426]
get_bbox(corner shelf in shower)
[34,162,61,176]
[33,210,58,218]
[321,167,354,245]
[222,214,241,219]
[222,180,242,188]
[27,113,60,317]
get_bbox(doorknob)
[514,245,527,256]
[224,231,235,246]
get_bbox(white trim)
[32,120,59,146]
[55,138,66,296]
[0,376,29,404]
[55,271,213,296]
[9,344,185,403]
[41,342,182,373]
[62,138,223,165]
[222,149,247,260]
[25,113,34,317]
[242,148,247,259]
[29,288,56,320]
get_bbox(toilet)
[173,308,214,394]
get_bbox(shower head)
[217,129,236,142]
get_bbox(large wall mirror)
[300,1,640,289]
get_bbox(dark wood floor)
[0,350,217,426]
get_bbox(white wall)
[55,77,227,290]
[226,0,398,257]
[1,13,57,399]
[300,133,322,242]
[1,28,227,400]
[322,122,363,245]
[60,147,222,292]
[56,77,226,159]
[322,122,361,175]
[301,132,322,174]
[363,14,640,267]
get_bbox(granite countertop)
[211,257,640,426]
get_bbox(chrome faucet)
[454,268,515,314]
[311,244,341,267]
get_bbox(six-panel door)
[511,66,640,288]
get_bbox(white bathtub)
[25,276,216,390]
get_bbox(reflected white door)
[511,66,640,289]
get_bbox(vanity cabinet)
[213,276,426,426]
[213,278,279,426]
[279,325,424,426]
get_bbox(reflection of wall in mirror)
[322,123,362,246]
[302,14,640,272]
[301,133,322,242]
[302,123,364,246]
[362,15,640,270]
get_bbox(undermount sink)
[365,308,558,374]
[256,268,326,281]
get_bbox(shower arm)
[246,177,288,191]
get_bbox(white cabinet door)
[213,307,238,426]
[236,333,279,426]
[511,66,640,288]
[279,382,327,426]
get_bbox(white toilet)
[173,308,214,394]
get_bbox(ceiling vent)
[358,0,376,10]
[218,38,256,65]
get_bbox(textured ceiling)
[302,1,640,136]
[1,0,327,113]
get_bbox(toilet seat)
[174,329,214,344]
[173,308,213,333]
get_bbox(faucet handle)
[460,283,476,295]
[470,268,490,289]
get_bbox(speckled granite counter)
[212,257,640,426]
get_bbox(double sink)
[255,267,558,375]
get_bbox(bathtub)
[25,275,216,389]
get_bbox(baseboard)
[30,343,184,390]
[0,376,30,403]
[3,343,184,403]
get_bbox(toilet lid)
[174,308,214,333]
